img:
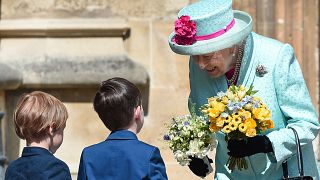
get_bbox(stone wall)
[1,0,189,19]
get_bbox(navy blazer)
[5,147,72,180]
[77,130,168,180]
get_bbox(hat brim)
[168,10,253,55]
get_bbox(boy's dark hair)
[93,77,142,131]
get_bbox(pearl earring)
[232,46,237,57]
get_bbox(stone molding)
[0,19,130,39]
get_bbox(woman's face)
[193,47,236,78]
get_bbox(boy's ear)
[134,106,142,121]
[48,124,55,136]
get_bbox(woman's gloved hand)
[188,156,213,178]
[227,135,273,158]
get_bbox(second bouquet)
[201,85,274,171]
[164,104,216,176]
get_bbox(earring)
[232,46,237,58]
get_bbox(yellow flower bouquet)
[201,85,274,171]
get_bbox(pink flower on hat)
[173,15,197,45]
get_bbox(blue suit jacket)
[5,147,72,180]
[77,130,168,180]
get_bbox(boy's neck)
[127,127,138,134]
[27,138,51,152]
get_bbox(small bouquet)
[201,85,274,171]
[164,104,216,174]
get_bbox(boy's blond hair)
[13,91,68,142]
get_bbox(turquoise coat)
[189,32,320,179]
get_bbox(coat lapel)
[237,33,258,89]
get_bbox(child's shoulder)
[5,149,70,179]
[82,138,158,155]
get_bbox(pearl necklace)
[226,43,244,86]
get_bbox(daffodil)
[201,109,208,114]
[208,97,217,103]
[253,97,261,101]
[239,85,246,91]
[224,115,232,124]
[221,96,229,104]
[232,116,242,124]
[260,119,274,129]
[237,89,246,100]
[244,118,257,129]
[216,102,226,113]
[208,108,220,118]
[252,108,271,120]
[246,128,257,137]
[266,119,274,129]
[209,116,216,123]
[208,98,218,107]
[229,121,238,131]
[209,122,220,132]
[226,89,236,101]
[238,109,251,120]
[238,123,247,133]
[223,125,231,134]
[244,103,253,110]
[216,117,225,127]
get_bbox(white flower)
[221,112,229,118]
[174,150,190,166]
[197,132,204,138]
[188,139,200,155]
[237,90,246,100]
[216,91,226,99]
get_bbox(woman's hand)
[227,135,273,158]
[188,156,213,178]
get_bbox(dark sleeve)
[148,147,168,180]
[5,165,25,180]
[77,151,87,180]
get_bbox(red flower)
[173,15,197,45]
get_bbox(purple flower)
[227,101,241,113]
[163,134,171,140]
[242,95,253,104]
[184,121,190,126]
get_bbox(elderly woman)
[168,0,320,179]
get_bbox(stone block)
[0,38,148,88]
[0,63,22,90]
[126,20,151,70]
[1,0,189,19]
[151,19,189,89]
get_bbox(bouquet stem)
[226,156,248,171]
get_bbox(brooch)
[256,65,268,77]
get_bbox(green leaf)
[246,84,258,95]
[251,90,258,95]
[188,98,197,118]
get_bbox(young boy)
[77,77,168,180]
[5,91,72,180]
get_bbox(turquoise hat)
[168,0,252,55]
